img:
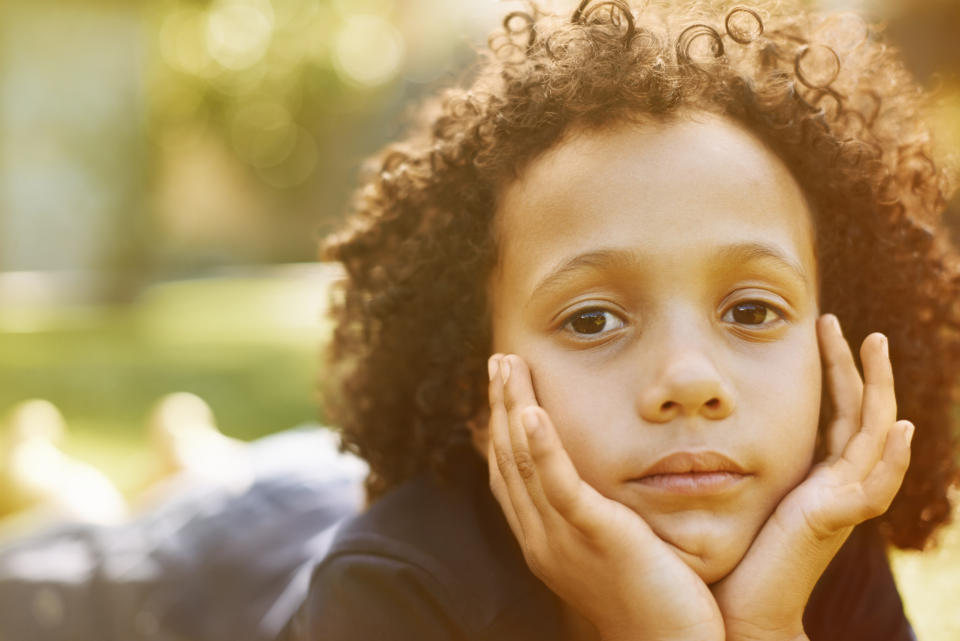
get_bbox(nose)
[637,344,735,423]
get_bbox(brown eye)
[565,309,624,336]
[729,301,774,325]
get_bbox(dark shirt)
[284,465,915,641]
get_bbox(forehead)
[492,115,817,290]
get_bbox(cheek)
[746,330,822,477]
[793,331,823,436]
[524,351,630,486]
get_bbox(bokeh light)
[205,0,274,71]
[159,8,214,77]
[332,14,405,87]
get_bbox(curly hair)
[323,0,960,549]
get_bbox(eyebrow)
[714,242,810,286]
[529,248,641,302]
[528,241,810,302]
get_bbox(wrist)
[727,636,808,641]
[597,623,724,641]
[597,625,724,641]
[723,615,807,641]
[725,624,808,641]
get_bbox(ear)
[466,410,490,458]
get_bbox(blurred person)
[0,418,366,641]
[0,400,126,528]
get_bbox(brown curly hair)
[323,0,960,550]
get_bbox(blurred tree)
[0,0,956,292]
[145,0,483,271]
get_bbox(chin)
[672,546,741,584]
[646,507,766,584]
[654,521,755,584]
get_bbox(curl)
[488,32,528,64]
[836,108,869,138]
[792,83,843,118]
[572,0,636,48]
[725,6,764,45]
[851,90,882,127]
[795,44,841,90]
[676,23,724,67]
[503,11,537,49]
[380,150,409,174]
[835,139,882,170]
[544,28,600,62]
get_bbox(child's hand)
[487,354,724,641]
[710,315,913,641]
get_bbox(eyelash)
[561,299,786,339]
[720,300,786,328]
[561,307,626,338]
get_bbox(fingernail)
[829,314,842,335]
[522,409,541,438]
[881,334,889,357]
[501,356,512,384]
[488,356,498,381]
[904,421,915,444]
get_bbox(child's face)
[488,114,822,583]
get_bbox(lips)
[632,451,750,495]
[640,451,746,476]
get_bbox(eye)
[563,308,626,336]
[723,301,783,326]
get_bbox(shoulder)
[286,474,561,641]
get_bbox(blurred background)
[0,0,957,636]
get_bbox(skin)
[479,115,914,641]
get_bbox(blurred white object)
[140,392,255,507]
[0,399,127,525]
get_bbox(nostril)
[661,401,677,412]
[705,398,720,410]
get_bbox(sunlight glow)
[205,0,275,71]
[332,14,405,87]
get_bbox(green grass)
[0,272,332,494]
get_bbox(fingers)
[813,325,911,533]
[817,314,863,457]
[839,333,897,475]
[813,419,913,533]
[488,354,540,544]
[499,355,548,506]
[487,353,601,536]
[859,333,897,437]
[521,405,603,531]
[488,434,523,541]
[819,316,900,477]
[858,419,913,516]
[754,320,913,547]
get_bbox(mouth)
[631,451,751,496]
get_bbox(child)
[285,1,960,640]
